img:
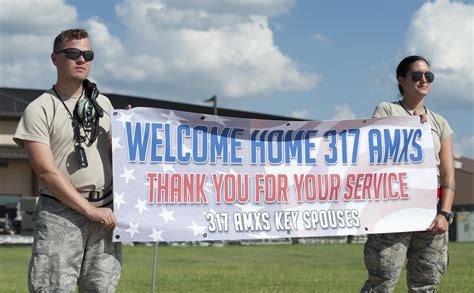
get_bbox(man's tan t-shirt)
[14,89,114,197]
[372,101,453,175]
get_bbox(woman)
[361,55,455,292]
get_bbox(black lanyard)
[52,86,89,168]
[52,86,82,120]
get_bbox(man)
[14,28,121,292]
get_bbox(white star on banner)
[148,228,164,242]
[180,143,192,155]
[114,192,125,209]
[234,203,263,213]
[120,167,136,184]
[218,168,238,176]
[202,208,217,216]
[161,164,175,173]
[112,136,122,153]
[161,110,189,125]
[200,114,230,126]
[134,198,148,215]
[126,222,140,238]
[187,221,207,237]
[159,207,175,223]
[117,112,133,127]
[204,181,214,193]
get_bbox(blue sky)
[1,0,473,158]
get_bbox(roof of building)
[0,88,44,118]
[0,87,299,121]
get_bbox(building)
[453,155,474,210]
[450,155,474,241]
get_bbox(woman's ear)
[397,75,405,88]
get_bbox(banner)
[111,107,437,242]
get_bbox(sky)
[0,0,473,158]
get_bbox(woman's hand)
[415,111,428,124]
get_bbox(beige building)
[1,126,33,187]
[453,156,474,208]
[0,91,38,208]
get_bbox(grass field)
[1,242,473,292]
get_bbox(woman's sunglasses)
[407,71,435,83]
[55,48,94,62]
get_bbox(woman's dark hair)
[396,55,430,96]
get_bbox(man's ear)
[51,53,58,65]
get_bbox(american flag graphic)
[111,107,437,242]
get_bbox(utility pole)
[204,95,217,115]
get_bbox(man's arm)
[24,140,116,229]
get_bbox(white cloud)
[102,0,319,100]
[405,0,473,106]
[332,103,357,120]
[0,0,319,101]
[291,109,309,119]
[368,61,394,93]
[0,0,78,88]
[310,32,332,43]
[272,22,283,31]
[453,134,474,159]
[155,0,296,18]
[0,0,77,35]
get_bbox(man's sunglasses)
[55,48,94,62]
[407,71,434,83]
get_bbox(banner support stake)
[151,242,159,292]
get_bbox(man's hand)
[427,214,449,235]
[87,207,117,230]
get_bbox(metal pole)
[151,242,158,292]
[204,95,217,115]
[213,95,217,116]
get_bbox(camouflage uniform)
[361,231,448,292]
[29,196,122,292]
[14,88,121,292]
[360,100,453,292]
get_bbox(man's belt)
[88,190,109,201]
[40,190,113,207]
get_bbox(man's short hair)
[53,28,89,53]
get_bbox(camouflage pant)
[361,231,448,293]
[29,196,122,292]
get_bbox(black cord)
[53,85,100,146]
[399,100,428,116]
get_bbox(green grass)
[1,242,473,292]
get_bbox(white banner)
[111,107,437,242]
